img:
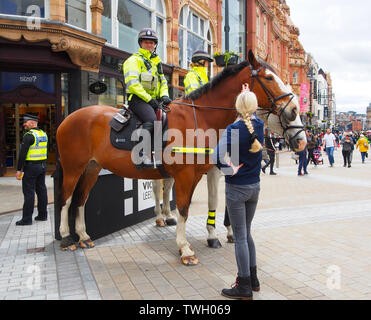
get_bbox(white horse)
[152,69,305,248]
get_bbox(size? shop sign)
[1,72,55,93]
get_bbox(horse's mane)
[186,58,276,101]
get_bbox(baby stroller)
[313,147,324,165]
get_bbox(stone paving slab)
[0,150,371,300]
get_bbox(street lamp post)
[224,0,230,52]
[307,66,315,126]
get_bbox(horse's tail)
[52,159,64,212]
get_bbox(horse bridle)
[249,65,305,145]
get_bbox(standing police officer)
[15,113,48,225]
[184,50,213,95]
[123,28,171,169]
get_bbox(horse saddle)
[109,107,168,151]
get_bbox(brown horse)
[56,50,306,265]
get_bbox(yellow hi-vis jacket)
[123,48,169,103]
[25,129,48,161]
[184,66,209,95]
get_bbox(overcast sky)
[286,0,371,114]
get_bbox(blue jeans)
[361,152,367,163]
[297,149,308,174]
[326,147,335,165]
[225,182,260,278]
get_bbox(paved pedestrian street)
[0,150,371,300]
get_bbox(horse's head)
[242,50,306,151]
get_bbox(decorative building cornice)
[0,19,106,72]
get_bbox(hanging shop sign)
[89,81,107,95]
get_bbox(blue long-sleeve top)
[212,117,264,185]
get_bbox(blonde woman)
[213,84,263,300]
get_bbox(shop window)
[65,0,87,30]
[221,0,246,59]
[98,76,124,109]
[0,0,45,17]
[117,0,166,61]
[293,72,298,84]
[263,16,268,44]
[178,5,213,69]
[101,0,112,43]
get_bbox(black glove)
[161,96,172,106]
[148,99,159,111]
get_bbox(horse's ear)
[248,49,260,69]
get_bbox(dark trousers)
[262,150,275,173]
[128,94,157,123]
[308,148,316,164]
[342,150,351,166]
[22,162,48,222]
[297,149,308,174]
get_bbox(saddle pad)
[110,116,139,151]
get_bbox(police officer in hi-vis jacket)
[184,50,213,95]
[123,28,171,169]
[16,113,48,225]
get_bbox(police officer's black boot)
[136,122,161,170]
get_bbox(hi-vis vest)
[25,129,48,161]
[123,48,169,103]
[184,66,209,95]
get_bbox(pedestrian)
[297,146,308,176]
[356,134,369,163]
[261,128,277,175]
[15,113,48,225]
[306,130,317,166]
[213,83,264,300]
[322,128,337,167]
[341,134,354,167]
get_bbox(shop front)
[0,70,66,176]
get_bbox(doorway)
[1,103,57,176]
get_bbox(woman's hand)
[228,161,244,176]
[241,83,250,93]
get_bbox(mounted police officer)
[123,28,171,169]
[184,50,213,95]
[15,113,48,225]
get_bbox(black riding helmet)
[138,28,158,46]
[191,50,213,63]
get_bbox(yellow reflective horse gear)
[171,147,214,154]
[123,48,169,103]
[184,66,209,95]
[25,129,48,161]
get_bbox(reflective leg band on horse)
[207,210,216,227]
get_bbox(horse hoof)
[165,218,177,226]
[156,219,166,227]
[207,238,222,248]
[227,235,234,243]
[181,256,199,266]
[79,239,95,249]
[61,244,77,251]
[60,236,76,251]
